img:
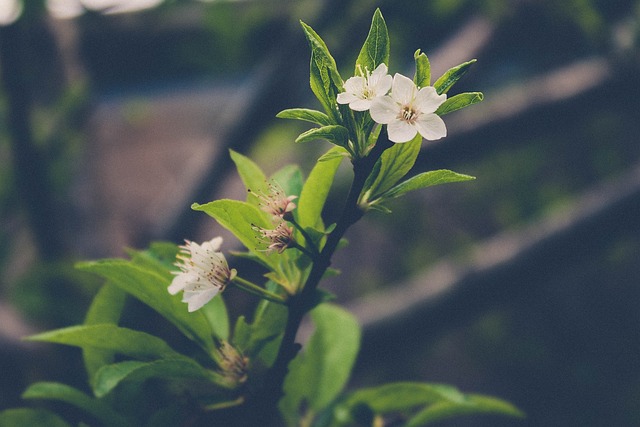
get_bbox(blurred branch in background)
[351,159,640,341]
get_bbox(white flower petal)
[349,98,372,111]
[415,86,447,114]
[372,74,393,96]
[343,75,366,93]
[168,273,194,294]
[184,288,220,312]
[414,113,447,140]
[201,236,223,252]
[337,92,359,105]
[390,73,416,105]
[387,119,418,143]
[370,96,399,124]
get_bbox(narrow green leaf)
[28,324,186,361]
[83,283,127,383]
[77,260,215,352]
[229,149,269,200]
[191,199,277,270]
[378,170,475,201]
[355,8,390,74]
[433,59,477,95]
[22,382,132,427]
[0,408,70,427]
[297,147,344,230]
[414,49,431,88]
[280,304,361,426]
[436,92,484,115]
[300,21,343,119]
[406,394,525,426]
[93,359,214,398]
[361,133,422,202]
[276,108,331,126]
[295,125,349,147]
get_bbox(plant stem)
[231,276,287,305]
[257,136,393,422]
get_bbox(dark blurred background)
[1,0,639,426]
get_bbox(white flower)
[168,237,236,312]
[370,73,447,143]
[337,63,392,111]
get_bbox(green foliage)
[436,92,484,115]
[276,108,331,126]
[300,21,343,122]
[27,324,188,361]
[355,9,390,74]
[77,259,216,352]
[414,49,431,88]
[280,304,361,426]
[0,408,70,427]
[295,125,350,147]
[333,382,524,426]
[22,382,133,427]
[233,297,288,366]
[92,359,216,398]
[433,59,477,95]
[297,147,344,231]
[361,133,423,203]
[6,9,522,427]
[82,283,126,383]
[379,170,476,201]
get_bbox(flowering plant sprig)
[9,9,523,427]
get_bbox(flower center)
[399,105,419,124]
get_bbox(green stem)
[258,136,394,418]
[231,276,287,305]
[289,217,321,258]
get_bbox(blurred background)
[1,0,639,426]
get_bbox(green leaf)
[355,8,390,74]
[200,295,230,341]
[377,170,475,201]
[361,133,422,202]
[433,59,477,95]
[295,125,349,147]
[300,21,343,119]
[0,408,71,427]
[229,149,269,201]
[82,283,127,383]
[280,304,361,426]
[276,108,331,126]
[93,359,215,398]
[414,49,431,88]
[344,382,466,413]
[318,146,349,162]
[192,199,276,270]
[27,324,187,361]
[297,147,344,230]
[406,394,525,426]
[232,298,288,365]
[77,260,215,352]
[127,242,178,282]
[22,382,133,427]
[271,164,304,200]
[436,92,484,115]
